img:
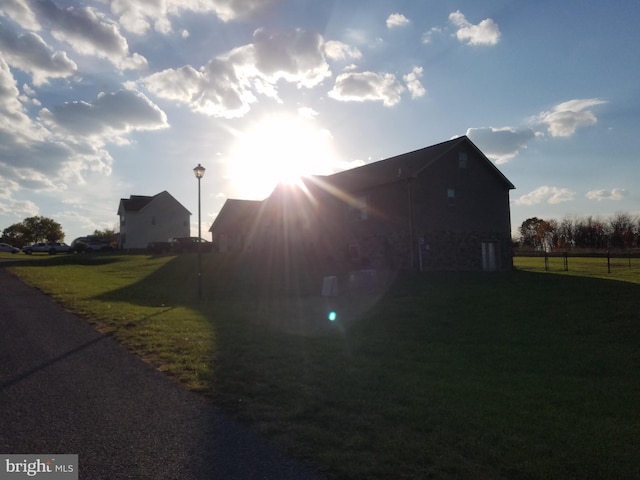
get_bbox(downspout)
[407,176,416,270]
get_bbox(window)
[447,188,456,206]
[347,195,368,221]
[348,243,360,260]
[458,152,468,169]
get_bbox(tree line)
[517,212,639,251]
[1,216,116,248]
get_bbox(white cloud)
[324,40,362,61]
[386,13,410,29]
[0,24,77,85]
[251,28,331,88]
[466,126,537,164]
[449,11,501,46]
[536,98,606,137]
[39,89,168,143]
[143,28,333,118]
[143,59,257,119]
[422,26,443,45]
[514,186,575,206]
[329,71,405,107]
[31,1,147,71]
[0,0,41,31]
[109,0,281,35]
[403,66,426,99]
[586,188,627,201]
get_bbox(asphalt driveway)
[0,267,325,479]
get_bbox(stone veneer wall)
[352,230,512,271]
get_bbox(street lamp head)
[193,163,206,179]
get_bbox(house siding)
[333,144,513,271]
[119,192,190,249]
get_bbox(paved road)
[0,268,326,479]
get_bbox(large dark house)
[210,136,515,272]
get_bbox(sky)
[0,0,638,243]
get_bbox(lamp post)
[193,163,206,299]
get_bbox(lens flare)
[328,311,337,322]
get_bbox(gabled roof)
[209,199,263,233]
[118,191,191,215]
[313,136,514,192]
[119,194,154,212]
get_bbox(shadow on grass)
[34,253,640,479]
[4,252,124,267]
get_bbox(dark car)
[147,241,172,254]
[169,237,213,253]
[0,242,20,254]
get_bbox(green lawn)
[5,252,640,479]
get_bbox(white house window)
[447,188,456,206]
[347,195,368,222]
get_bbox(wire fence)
[513,249,640,274]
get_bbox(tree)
[519,217,554,250]
[607,211,637,248]
[92,228,117,247]
[1,216,64,247]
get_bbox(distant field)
[5,253,640,479]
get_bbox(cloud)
[0,56,49,143]
[449,11,501,46]
[586,188,627,201]
[422,26,443,45]
[0,0,40,31]
[466,126,537,164]
[324,40,362,61]
[386,13,410,29]
[143,60,257,119]
[536,98,606,137]
[0,24,77,86]
[143,28,332,118]
[329,71,405,107]
[39,89,168,143]
[403,66,426,99]
[514,186,575,206]
[251,28,331,87]
[109,0,281,35]
[31,0,147,71]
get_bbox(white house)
[117,191,191,249]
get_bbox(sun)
[227,114,337,199]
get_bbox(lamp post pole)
[193,163,206,300]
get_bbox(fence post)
[544,251,549,271]
[607,250,611,274]
[564,250,568,271]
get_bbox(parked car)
[71,236,112,252]
[147,241,172,254]
[169,236,213,253]
[0,242,20,254]
[22,242,72,255]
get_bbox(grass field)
[4,252,640,479]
